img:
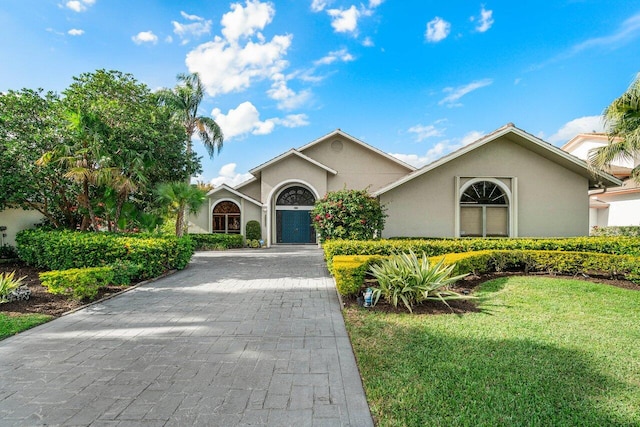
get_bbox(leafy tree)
[155,182,206,237]
[311,189,386,242]
[590,73,640,182]
[157,72,224,179]
[0,89,79,228]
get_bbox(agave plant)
[0,271,27,303]
[368,251,471,313]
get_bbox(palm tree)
[157,72,224,179]
[590,73,640,182]
[156,182,206,237]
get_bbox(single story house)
[189,123,621,245]
[562,133,640,229]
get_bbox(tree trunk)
[175,203,185,237]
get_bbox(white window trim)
[455,177,517,237]
[210,198,243,236]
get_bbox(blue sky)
[2,1,640,186]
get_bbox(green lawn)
[0,312,53,340]
[344,276,640,426]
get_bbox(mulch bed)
[344,271,640,315]
[0,260,129,317]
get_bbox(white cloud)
[472,6,494,33]
[369,0,384,7]
[68,28,84,36]
[311,0,330,12]
[390,130,485,168]
[172,11,212,43]
[547,116,604,144]
[362,36,374,47]
[209,163,254,188]
[221,0,275,42]
[407,123,446,142]
[314,48,354,65]
[267,73,312,110]
[212,101,308,139]
[65,0,95,12]
[439,78,493,107]
[327,5,360,35]
[186,1,292,97]
[425,17,450,42]
[572,13,640,54]
[132,31,158,45]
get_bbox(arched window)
[276,186,316,206]
[460,180,509,237]
[212,201,240,234]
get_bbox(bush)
[247,239,261,248]
[591,226,640,237]
[109,261,143,285]
[188,233,244,250]
[312,189,386,242]
[369,251,470,313]
[39,267,115,300]
[0,271,26,303]
[331,250,640,296]
[0,245,17,260]
[323,237,640,269]
[15,229,194,278]
[246,220,261,241]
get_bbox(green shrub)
[0,271,26,303]
[591,226,640,237]
[109,261,142,285]
[369,251,470,313]
[247,239,261,248]
[331,250,640,296]
[0,245,18,259]
[188,233,244,250]
[39,267,115,301]
[323,237,640,269]
[312,189,386,242]
[245,220,261,241]
[15,229,194,278]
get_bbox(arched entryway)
[275,185,317,244]
[212,201,241,234]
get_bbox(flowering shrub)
[311,189,386,242]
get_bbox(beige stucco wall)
[380,137,589,238]
[260,155,328,201]
[300,136,412,192]
[0,208,44,247]
[236,179,261,202]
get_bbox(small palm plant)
[0,271,26,303]
[368,251,472,313]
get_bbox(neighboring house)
[190,123,621,245]
[562,133,640,229]
[0,208,44,247]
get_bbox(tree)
[157,72,224,179]
[155,182,206,237]
[1,70,190,231]
[311,189,386,242]
[590,73,640,182]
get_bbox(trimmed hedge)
[245,221,262,241]
[40,267,115,300]
[16,230,194,278]
[331,250,640,296]
[188,233,244,250]
[323,237,640,270]
[591,226,640,237]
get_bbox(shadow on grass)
[347,311,636,427]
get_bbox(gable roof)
[298,129,416,172]
[374,123,622,196]
[249,148,338,177]
[206,184,263,207]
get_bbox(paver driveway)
[0,246,373,426]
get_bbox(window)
[276,186,316,206]
[460,180,509,237]
[212,201,240,234]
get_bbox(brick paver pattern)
[0,247,373,426]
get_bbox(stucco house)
[189,123,621,245]
[562,133,640,229]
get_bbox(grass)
[344,276,640,426]
[0,312,53,340]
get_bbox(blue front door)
[278,210,314,244]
